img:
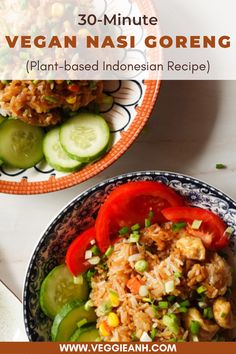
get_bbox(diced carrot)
[127,277,144,294]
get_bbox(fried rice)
[89,222,236,342]
[0,80,103,126]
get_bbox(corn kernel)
[109,290,120,307]
[66,96,77,104]
[51,3,64,18]
[107,312,119,328]
[99,321,111,337]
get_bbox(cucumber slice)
[40,264,89,319]
[51,300,97,342]
[0,119,44,169]
[43,127,83,172]
[70,325,100,342]
[60,113,110,163]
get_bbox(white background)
[1,80,236,299]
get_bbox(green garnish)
[86,268,96,283]
[162,314,180,335]
[119,226,129,235]
[90,245,100,256]
[129,233,140,243]
[98,302,112,315]
[104,246,114,258]
[197,286,206,294]
[44,95,58,103]
[131,224,140,231]
[174,272,182,279]
[221,312,226,318]
[158,301,169,309]
[180,300,190,307]
[191,220,202,230]
[172,222,187,232]
[134,260,148,273]
[190,321,201,335]
[149,210,154,219]
[167,295,176,302]
[150,327,157,340]
[216,164,227,170]
[179,307,188,313]
[145,218,151,227]
[203,307,214,320]
[89,81,97,90]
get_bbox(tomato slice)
[162,206,229,250]
[95,181,184,252]
[66,227,96,276]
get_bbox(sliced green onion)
[163,314,180,335]
[143,297,152,303]
[88,256,100,265]
[150,327,157,340]
[145,218,151,227]
[165,280,175,294]
[90,245,100,256]
[174,272,182,279]
[89,81,97,90]
[104,246,114,258]
[158,301,169,309]
[135,260,148,273]
[216,163,226,170]
[190,320,201,335]
[172,222,187,233]
[180,300,190,307]
[77,318,88,328]
[225,227,234,235]
[167,295,176,302]
[131,223,140,231]
[119,226,129,235]
[86,268,96,282]
[221,312,226,318]
[73,275,83,285]
[84,300,93,311]
[192,335,199,342]
[192,220,202,230]
[44,95,58,103]
[198,301,207,309]
[197,285,206,294]
[98,301,112,315]
[203,307,214,319]
[129,233,140,243]
[179,307,188,313]
[149,210,154,219]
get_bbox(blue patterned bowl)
[23,171,236,341]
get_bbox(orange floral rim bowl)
[0,80,160,195]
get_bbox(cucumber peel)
[51,300,97,342]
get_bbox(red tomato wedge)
[162,206,229,249]
[66,227,96,276]
[95,181,184,252]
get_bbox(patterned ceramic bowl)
[23,171,236,341]
[0,80,160,194]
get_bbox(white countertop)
[1,80,236,301]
